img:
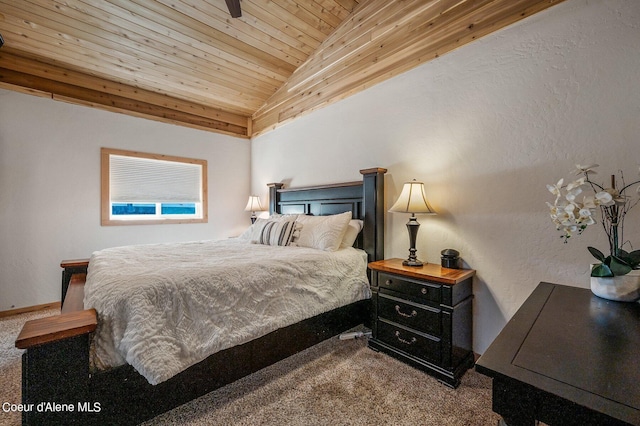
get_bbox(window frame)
[101,148,208,226]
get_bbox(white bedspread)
[84,239,370,385]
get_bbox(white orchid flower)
[566,178,585,191]
[565,187,582,202]
[546,179,564,196]
[604,188,627,205]
[546,202,561,217]
[595,191,614,206]
[565,225,578,234]
[560,206,578,226]
[578,208,593,219]
[574,164,599,175]
[577,208,596,226]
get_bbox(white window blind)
[109,154,202,203]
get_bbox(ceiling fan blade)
[225,0,241,18]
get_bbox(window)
[101,148,207,225]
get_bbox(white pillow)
[292,211,352,251]
[237,218,268,241]
[340,219,364,249]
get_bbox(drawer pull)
[395,305,417,318]
[421,288,428,295]
[386,279,393,285]
[395,331,417,346]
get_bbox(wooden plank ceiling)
[0,0,565,139]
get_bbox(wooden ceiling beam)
[0,50,249,126]
[0,52,249,137]
[0,67,249,137]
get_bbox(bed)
[15,168,386,425]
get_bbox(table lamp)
[244,195,264,223]
[389,179,436,266]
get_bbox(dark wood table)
[475,282,640,426]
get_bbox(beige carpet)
[1,311,500,426]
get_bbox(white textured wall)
[0,90,251,311]
[252,0,640,353]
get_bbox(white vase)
[590,266,640,302]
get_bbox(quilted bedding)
[84,238,370,385]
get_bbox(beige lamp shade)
[389,180,436,214]
[244,196,264,212]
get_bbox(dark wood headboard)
[267,168,386,263]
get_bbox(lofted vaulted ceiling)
[0,0,565,138]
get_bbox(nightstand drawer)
[378,293,440,335]
[377,320,440,364]
[378,272,441,303]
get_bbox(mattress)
[84,238,370,384]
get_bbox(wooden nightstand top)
[368,258,475,285]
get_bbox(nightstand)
[368,258,475,388]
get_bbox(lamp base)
[402,259,424,267]
[403,215,424,267]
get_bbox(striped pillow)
[258,219,297,246]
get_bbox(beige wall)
[0,90,251,310]
[251,0,640,353]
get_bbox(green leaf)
[587,247,606,262]
[591,263,614,277]
[628,250,640,267]
[616,249,630,264]
[610,256,633,276]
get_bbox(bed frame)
[15,168,386,425]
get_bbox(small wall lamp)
[389,179,436,266]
